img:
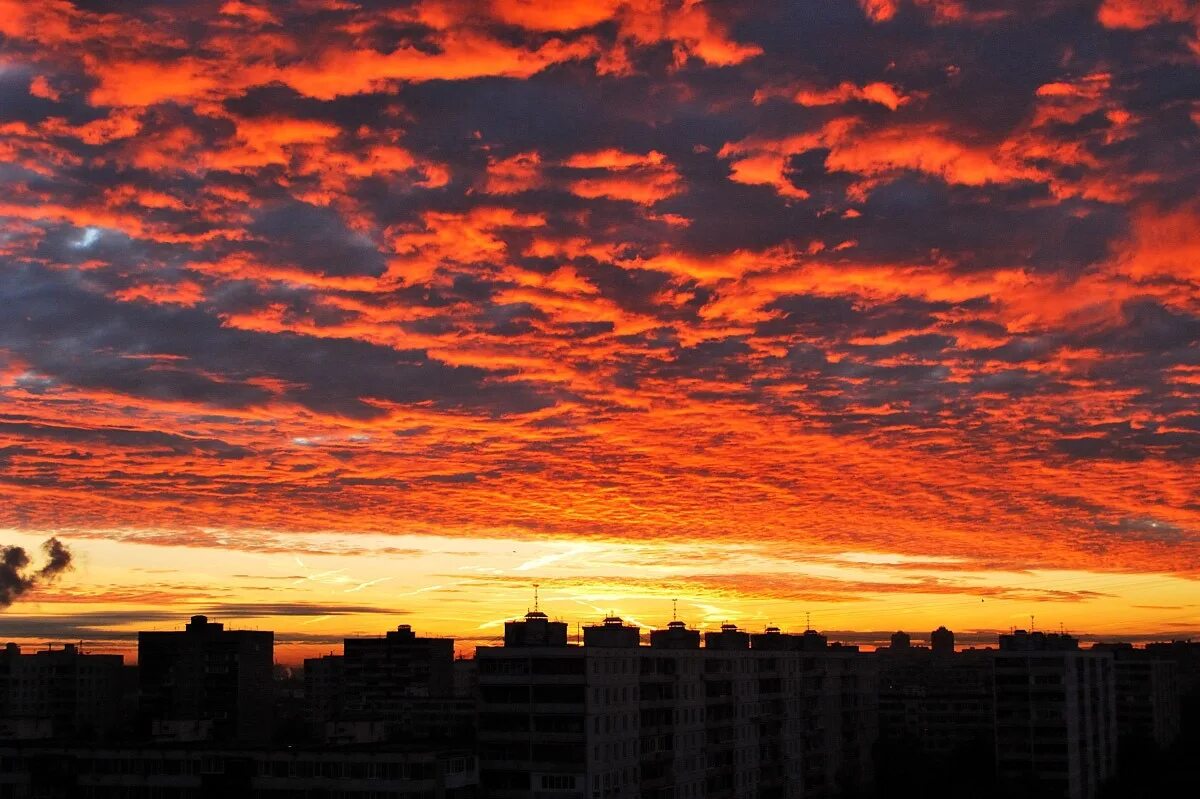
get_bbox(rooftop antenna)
[672,599,678,621]
[806,611,811,631]
[533,583,539,613]
[1030,614,1035,632]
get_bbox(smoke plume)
[0,537,73,609]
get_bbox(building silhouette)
[0,743,478,797]
[137,614,273,743]
[0,643,125,741]
[476,611,877,799]
[930,626,954,656]
[0,613,1194,799]
[504,609,569,647]
[1092,643,1180,750]
[993,630,1116,799]
[875,630,994,795]
[305,624,472,744]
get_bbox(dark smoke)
[0,537,73,609]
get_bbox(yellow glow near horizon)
[2,529,1195,665]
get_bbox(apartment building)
[877,635,993,765]
[476,611,877,799]
[0,643,125,741]
[138,615,274,744]
[0,742,477,798]
[993,631,1116,799]
[305,624,472,743]
[1093,644,1180,750]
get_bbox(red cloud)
[485,152,544,195]
[1097,0,1199,29]
[562,149,683,205]
[787,81,911,111]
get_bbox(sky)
[0,0,1198,663]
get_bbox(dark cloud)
[0,538,73,609]
[1,264,557,419]
[247,202,389,279]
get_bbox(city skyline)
[3,0,1200,663]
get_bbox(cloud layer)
[1,0,1198,585]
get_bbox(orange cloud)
[562,149,683,205]
[28,75,62,101]
[1110,203,1200,283]
[859,0,898,22]
[87,58,220,107]
[824,124,1045,186]
[114,280,206,306]
[41,109,144,145]
[720,103,1143,202]
[386,206,546,283]
[489,0,625,30]
[799,81,910,110]
[724,152,811,199]
[207,117,341,171]
[276,31,599,99]
[485,151,543,194]
[618,0,762,67]
[760,81,910,111]
[858,0,1012,25]
[218,1,281,25]
[1097,0,1199,29]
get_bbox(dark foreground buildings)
[0,643,126,741]
[305,623,474,744]
[876,628,1190,799]
[0,744,478,798]
[476,613,877,799]
[992,630,1116,799]
[138,614,274,743]
[876,631,995,794]
[0,612,1196,799]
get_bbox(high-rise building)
[1092,644,1180,751]
[875,638,994,793]
[477,610,877,799]
[305,624,470,744]
[138,615,274,743]
[643,621,707,799]
[342,624,455,707]
[0,643,125,741]
[798,640,877,797]
[303,652,345,729]
[993,631,1116,799]
[930,626,955,656]
[1142,640,1200,726]
[477,610,594,799]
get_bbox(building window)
[541,775,576,790]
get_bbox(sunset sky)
[1,0,1199,663]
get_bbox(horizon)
[5,587,1197,667]
[5,526,1200,663]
